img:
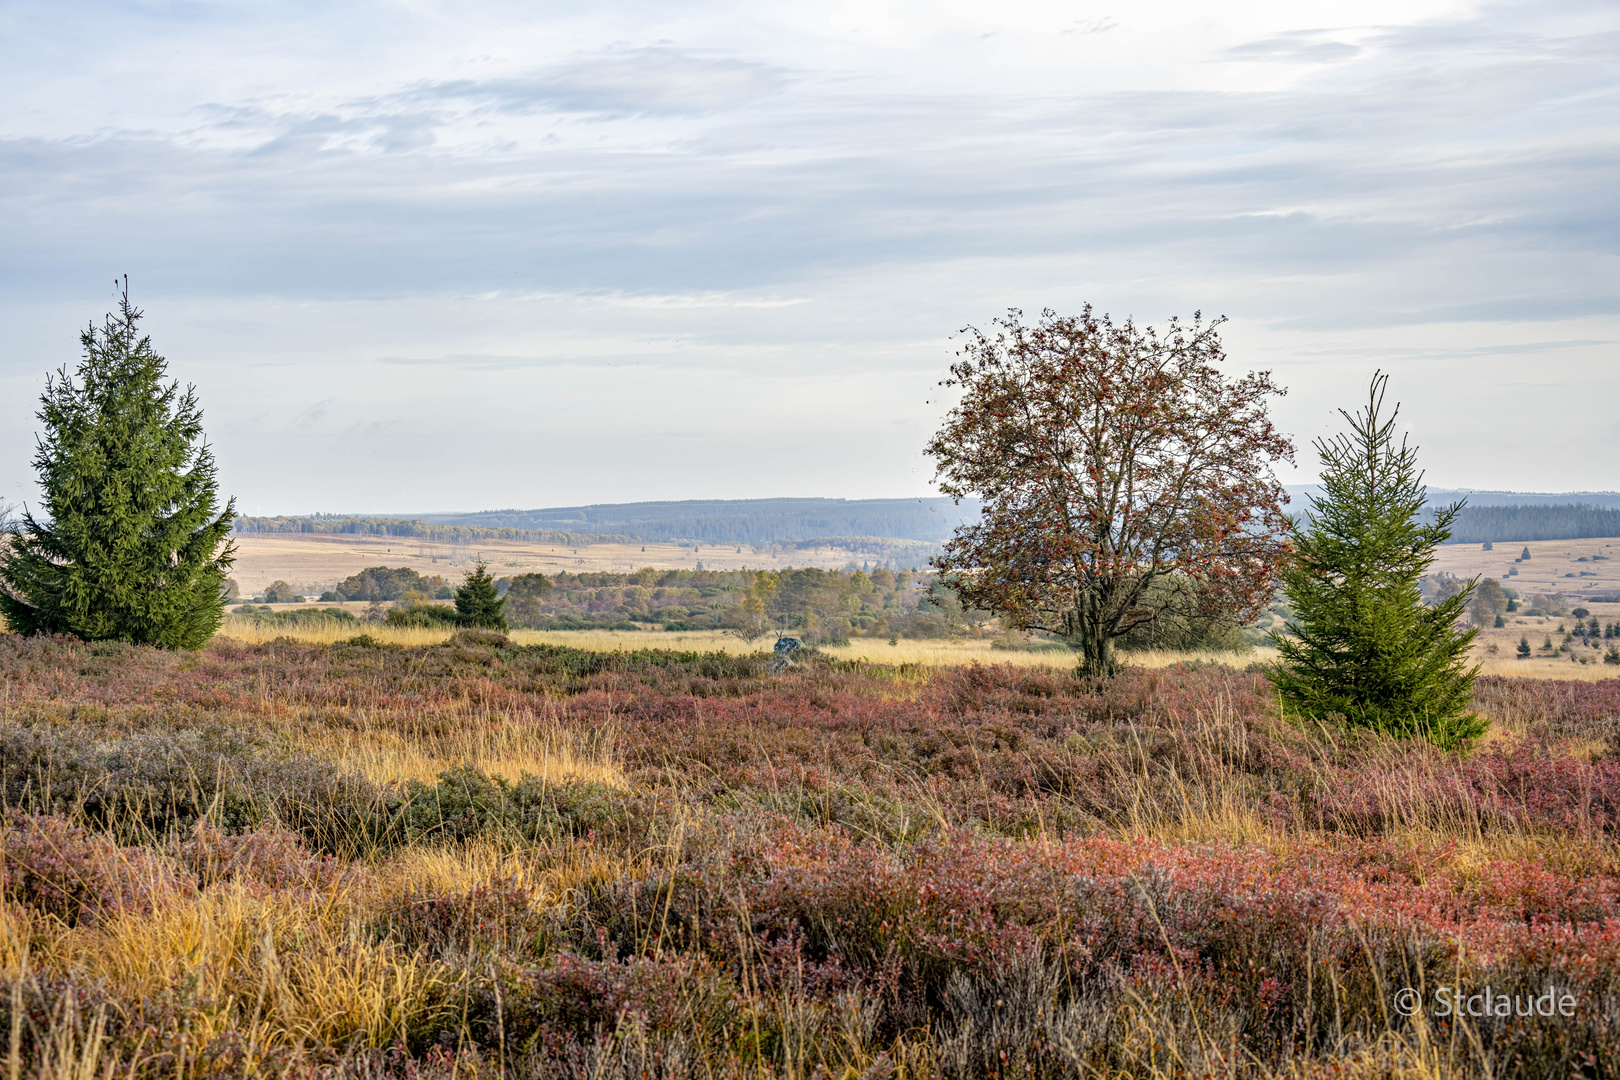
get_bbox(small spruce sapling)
[455,561,507,630]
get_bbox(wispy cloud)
[0,0,1616,508]
[1227,32,1362,63]
[401,47,786,117]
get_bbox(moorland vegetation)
[0,634,1616,1078]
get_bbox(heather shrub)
[1,813,192,926]
[477,952,739,1053]
[0,725,268,837]
[388,769,638,849]
[380,875,548,959]
[3,626,1619,1077]
[934,950,1116,1079]
[0,722,393,852]
[176,821,356,894]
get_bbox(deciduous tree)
[926,306,1294,677]
[1470,578,1508,626]
[723,570,778,642]
[502,572,553,629]
[0,282,235,647]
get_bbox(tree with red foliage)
[926,307,1294,677]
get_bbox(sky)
[1,0,1616,516]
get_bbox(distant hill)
[1439,505,1620,544]
[1287,486,1620,511]
[232,516,630,546]
[1428,489,1620,510]
[1285,487,1620,543]
[419,497,981,545]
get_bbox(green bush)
[385,604,463,628]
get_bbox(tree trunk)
[1068,627,1118,678]
[1064,592,1120,677]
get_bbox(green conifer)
[0,282,235,648]
[1267,374,1484,748]
[455,561,507,630]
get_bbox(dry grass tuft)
[319,711,626,789]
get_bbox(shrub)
[380,876,547,959]
[1,813,192,926]
[385,604,462,628]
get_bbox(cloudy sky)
[2,0,1615,515]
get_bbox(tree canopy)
[926,306,1293,676]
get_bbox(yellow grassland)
[226,531,912,598]
[217,616,1269,671]
[217,614,1620,680]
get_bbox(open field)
[1433,535,1620,599]
[226,533,919,599]
[216,618,1277,670]
[220,615,1620,680]
[1,629,1618,1078]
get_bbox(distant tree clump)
[0,282,235,648]
[1267,374,1484,749]
[926,306,1294,677]
[263,580,305,603]
[501,573,553,628]
[1469,578,1509,627]
[331,565,450,602]
[1525,592,1569,617]
[455,562,507,630]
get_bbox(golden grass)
[0,825,660,1063]
[215,618,1275,672]
[825,639,1275,671]
[319,712,627,789]
[216,616,457,647]
[227,532,885,598]
[1473,656,1620,680]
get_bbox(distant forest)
[235,497,1620,551]
[233,516,630,547]
[419,497,980,544]
[1440,504,1620,543]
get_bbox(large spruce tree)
[0,282,236,648]
[1267,373,1484,748]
